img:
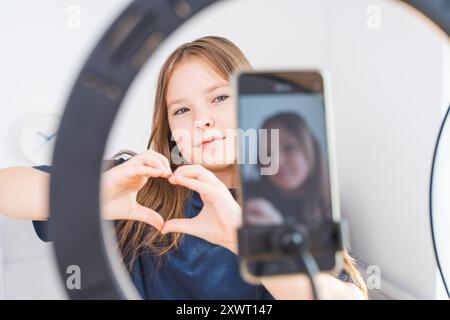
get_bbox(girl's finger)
[168,174,218,201]
[151,150,172,173]
[174,165,212,181]
[129,204,164,231]
[161,218,200,238]
[174,165,227,191]
[126,165,166,179]
[143,153,167,171]
[244,214,261,225]
[245,200,263,211]
[245,207,263,218]
[247,198,274,211]
[245,214,277,226]
[144,149,172,173]
[140,154,171,177]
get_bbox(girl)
[244,112,331,228]
[0,36,367,299]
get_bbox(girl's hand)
[259,272,366,300]
[100,149,172,230]
[161,164,242,254]
[245,198,284,226]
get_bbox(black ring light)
[430,105,450,298]
[49,0,450,299]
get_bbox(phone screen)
[236,71,338,277]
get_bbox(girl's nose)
[194,117,215,129]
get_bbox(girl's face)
[166,57,236,170]
[266,127,311,191]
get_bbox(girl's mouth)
[202,137,225,148]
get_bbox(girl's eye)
[212,95,229,104]
[174,107,190,116]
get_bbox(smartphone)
[231,70,344,284]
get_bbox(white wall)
[0,0,448,299]
[322,0,448,299]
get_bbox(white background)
[0,0,449,299]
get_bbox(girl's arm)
[0,149,174,228]
[259,272,366,300]
[0,167,50,220]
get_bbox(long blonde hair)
[115,35,368,298]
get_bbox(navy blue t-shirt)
[31,164,274,299]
